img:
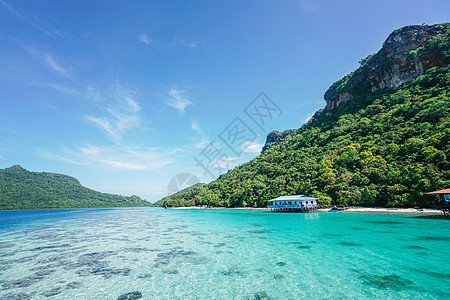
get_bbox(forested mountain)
[0,165,150,210]
[157,23,450,208]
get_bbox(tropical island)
[0,165,150,210]
[156,23,450,209]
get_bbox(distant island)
[157,23,450,208]
[0,165,150,210]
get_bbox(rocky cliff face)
[262,129,295,153]
[324,24,449,110]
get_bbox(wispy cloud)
[302,112,314,124]
[84,84,145,142]
[179,40,198,48]
[31,81,77,94]
[85,115,116,138]
[0,0,65,38]
[138,33,152,44]
[45,55,69,76]
[166,88,193,113]
[210,156,238,171]
[171,38,200,49]
[38,144,173,171]
[0,154,5,160]
[191,121,203,133]
[126,97,140,112]
[24,47,73,78]
[241,140,264,153]
[79,145,172,170]
[85,106,140,141]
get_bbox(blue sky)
[0,0,448,202]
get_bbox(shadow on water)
[415,235,448,241]
[407,215,450,220]
[405,245,429,250]
[365,220,404,225]
[338,241,362,246]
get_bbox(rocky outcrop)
[324,24,449,110]
[262,129,295,153]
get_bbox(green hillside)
[157,24,450,208]
[0,165,150,210]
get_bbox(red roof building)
[426,189,450,202]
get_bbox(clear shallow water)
[0,208,449,299]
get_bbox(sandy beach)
[167,206,443,214]
[317,206,443,214]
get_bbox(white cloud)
[180,41,198,48]
[210,156,238,170]
[138,33,152,44]
[195,139,210,149]
[126,97,140,112]
[0,0,64,38]
[191,121,203,133]
[172,38,199,49]
[32,81,77,94]
[39,145,173,171]
[166,88,193,113]
[302,112,314,124]
[85,115,117,139]
[84,84,144,141]
[45,55,69,76]
[241,140,264,153]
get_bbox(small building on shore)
[268,195,318,212]
[425,188,450,202]
[425,188,450,217]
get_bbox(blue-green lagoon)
[0,208,449,299]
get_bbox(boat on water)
[268,195,318,213]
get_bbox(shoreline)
[166,206,443,214]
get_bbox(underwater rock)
[276,262,286,266]
[222,269,244,276]
[65,251,115,270]
[137,273,152,278]
[75,267,131,277]
[274,274,285,280]
[30,244,71,251]
[117,291,142,299]
[1,275,44,289]
[360,273,413,289]
[42,287,62,297]
[66,281,82,289]
[0,243,15,249]
[254,291,270,300]
[0,292,33,299]
[162,269,179,274]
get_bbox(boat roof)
[268,195,318,202]
[425,188,450,195]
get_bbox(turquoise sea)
[0,208,449,299]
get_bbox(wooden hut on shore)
[425,188,450,217]
[268,195,318,213]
